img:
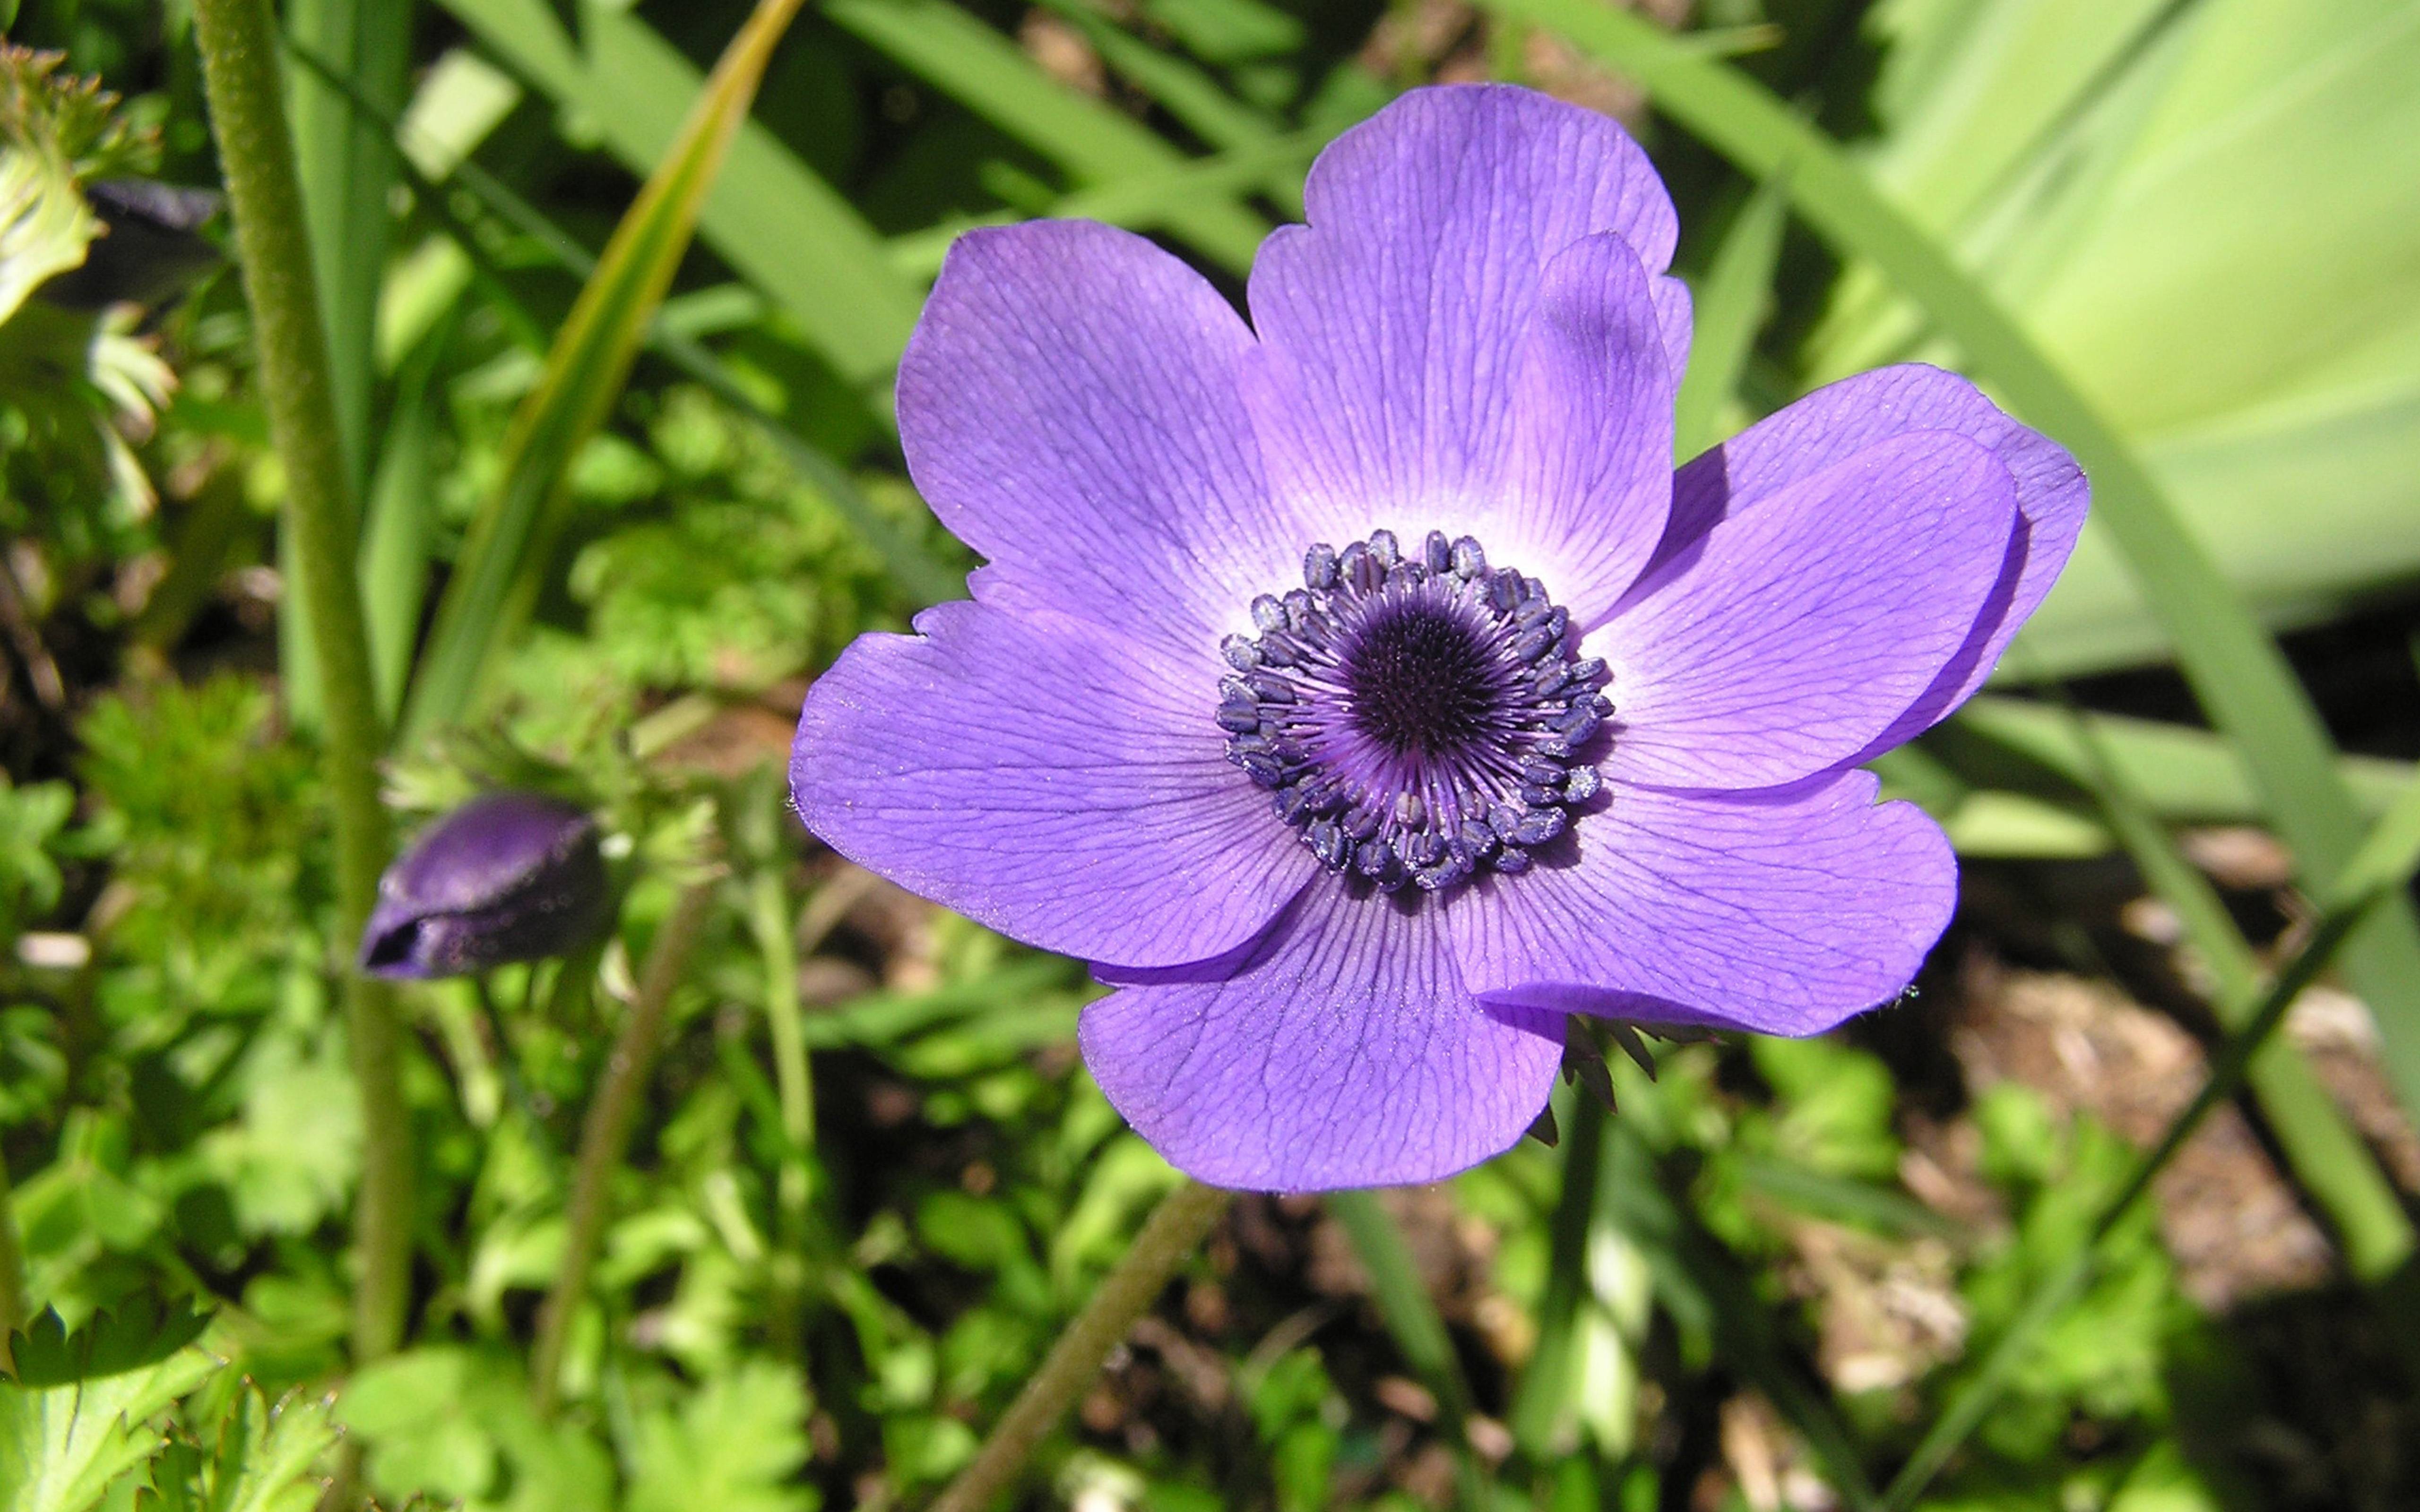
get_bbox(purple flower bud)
[359,792,609,979]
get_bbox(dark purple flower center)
[1217,528,1614,894]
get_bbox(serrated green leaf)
[0,1350,217,1512]
[3,1301,213,1389]
[626,1361,815,1512]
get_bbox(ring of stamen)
[1217,528,1615,894]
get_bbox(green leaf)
[338,1347,612,1512]
[626,1361,816,1512]
[0,1350,217,1512]
[1324,1190,1487,1510]
[826,0,1272,276]
[1487,0,2420,1139]
[2,1301,213,1388]
[406,0,812,736]
[1673,171,1787,458]
[436,0,919,392]
[285,0,410,493]
[2053,689,2417,1280]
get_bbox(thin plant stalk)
[189,0,409,1363]
[531,882,718,1415]
[746,868,814,1234]
[0,1150,24,1374]
[927,1180,1233,1512]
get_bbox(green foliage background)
[1,0,2418,1509]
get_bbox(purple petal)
[898,220,1296,668]
[1082,886,1564,1191]
[1244,85,1686,618]
[1661,365,2089,743]
[792,601,1314,968]
[1488,233,1677,621]
[1446,772,1955,1038]
[1593,431,2018,790]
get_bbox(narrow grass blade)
[1486,0,2420,1129]
[275,0,409,732]
[2053,685,2415,1280]
[887,129,1326,281]
[405,0,811,738]
[825,0,1273,276]
[358,309,454,724]
[1038,0,1306,213]
[1878,768,2420,1512]
[284,0,409,492]
[1673,171,1787,459]
[1952,696,2416,825]
[1599,1125,1881,1511]
[437,0,920,397]
[1325,1189,1490,1510]
[1507,1090,1606,1460]
[280,46,966,609]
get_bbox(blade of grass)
[886,128,1326,280]
[404,0,811,738]
[1507,1089,1607,1462]
[1487,0,2420,1128]
[358,308,454,724]
[1880,768,2420,1511]
[285,0,408,492]
[437,0,919,399]
[1326,1188,1490,1510]
[1952,696,2416,825]
[272,0,410,732]
[1598,1122,1882,1510]
[1037,0,1306,213]
[825,0,1272,276]
[282,30,966,613]
[1673,169,1788,459]
[2050,681,2415,1280]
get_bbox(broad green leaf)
[1815,0,2420,671]
[406,0,811,737]
[437,0,919,391]
[826,0,1273,275]
[0,1350,216,1512]
[1486,0,2420,1138]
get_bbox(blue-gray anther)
[1305,542,1339,590]
[1214,526,1618,898]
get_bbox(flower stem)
[531,882,718,1415]
[0,1149,25,1374]
[928,1179,1233,1512]
[189,0,408,1363]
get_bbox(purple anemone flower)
[792,85,2086,1191]
[360,791,610,980]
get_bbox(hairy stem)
[531,883,718,1414]
[189,0,408,1363]
[929,1180,1233,1512]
